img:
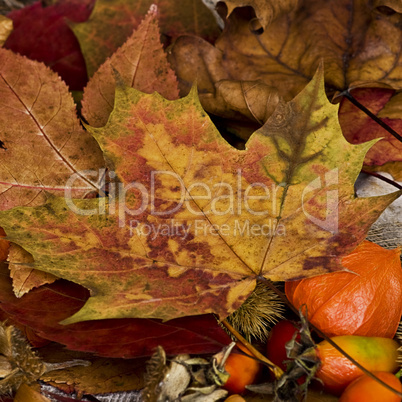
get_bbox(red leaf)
[339,88,402,166]
[5,0,95,90]
[0,265,231,357]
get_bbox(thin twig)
[342,90,402,143]
[221,318,284,379]
[361,170,402,190]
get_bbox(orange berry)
[223,343,260,394]
[339,372,402,402]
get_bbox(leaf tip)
[148,3,158,17]
[184,81,205,110]
[59,313,82,326]
[310,60,325,93]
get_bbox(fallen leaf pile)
[0,0,400,399]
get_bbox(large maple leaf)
[0,68,399,325]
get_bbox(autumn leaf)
[0,69,399,326]
[8,244,57,298]
[0,265,231,357]
[339,88,402,165]
[39,345,145,395]
[0,227,9,261]
[167,34,282,125]
[374,0,402,13]
[5,0,95,91]
[219,0,300,29]
[81,6,179,128]
[0,48,104,210]
[378,91,402,119]
[212,80,280,124]
[14,383,50,402]
[0,16,12,47]
[363,162,402,181]
[170,0,402,109]
[72,0,221,78]
[167,34,280,123]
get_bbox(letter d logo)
[302,169,339,234]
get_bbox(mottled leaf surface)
[0,71,399,324]
[0,48,104,210]
[170,0,402,103]
[339,88,402,165]
[5,0,95,90]
[72,0,220,77]
[0,265,231,357]
[82,7,179,128]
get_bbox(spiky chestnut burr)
[226,281,284,341]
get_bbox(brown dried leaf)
[374,0,402,13]
[8,244,58,298]
[39,344,145,396]
[14,383,51,402]
[168,34,226,95]
[168,35,279,123]
[171,0,402,106]
[0,48,105,211]
[221,0,300,29]
[214,80,280,123]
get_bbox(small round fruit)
[339,372,402,402]
[314,335,399,394]
[224,395,246,402]
[223,343,261,394]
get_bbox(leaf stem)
[361,169,402,190]
[260,278,402,398]
[221,318,284,379]
[342,90,402,144]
